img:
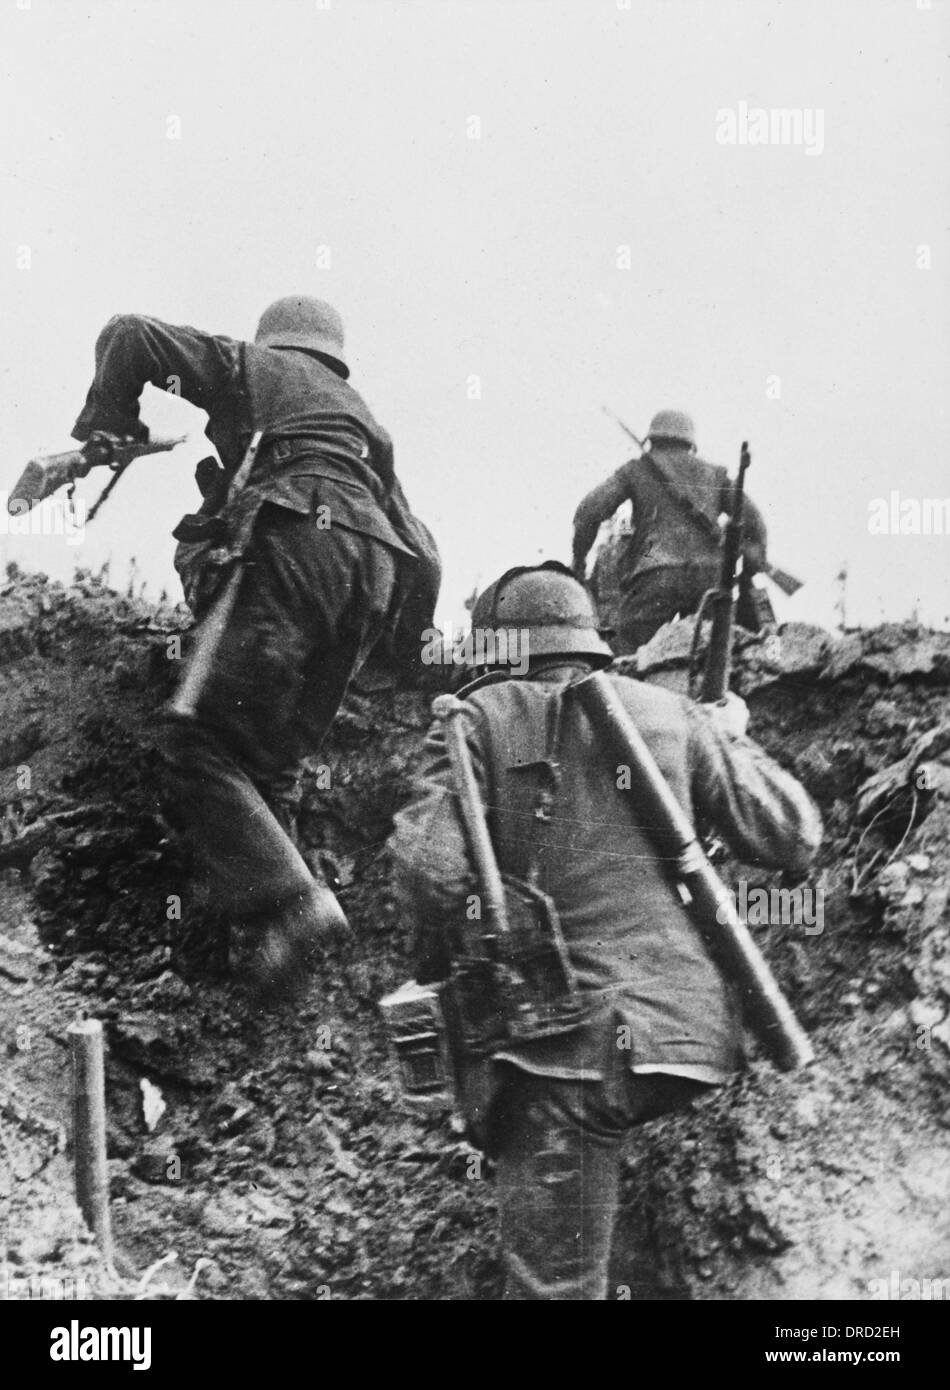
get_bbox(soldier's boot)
[238,878,349,1002]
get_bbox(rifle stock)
[8,453,88,513]
[573,670,814,1071]
[765,563,803,597]
[8,436,183,517]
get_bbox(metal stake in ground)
[67,1018,113,1264]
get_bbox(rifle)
[601,406,802,596]
[8,433,184,521]
[693,441,751,703]
[572,670,814,1071]
[764,564,802,598]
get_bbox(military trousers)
[615,561,720,654]
[489,1063,709,1301]
[160,503,398,921]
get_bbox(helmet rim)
[646,408,696,449]
[255,296,349,378]
[467,563,614,669]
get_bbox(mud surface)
[2,568,949,1300]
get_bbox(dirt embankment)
[1,567,949,1301]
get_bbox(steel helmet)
[254,296,348,378]
[647,409,696,449]
[468,562,613,668]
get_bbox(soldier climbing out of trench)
[388,563,822,1300]
[60,296,440,999]
[572,409,770,653]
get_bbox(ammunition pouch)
[171,513,228,545]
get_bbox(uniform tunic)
[572,448,768,652]
[390,664,821,1082]
[73,314,428,921]
[388,661,821,1298]
[72,313,414,587]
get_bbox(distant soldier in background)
[70,296,440,997]
[572,409,769,653]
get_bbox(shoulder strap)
[231,340,255,462]
[219,348,265,501]
[454,680,568,890]
[641,452,724,547]
[523,690,568,889]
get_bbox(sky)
[2,0,948,632]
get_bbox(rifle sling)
[637,450,726,551]
[521,688,568,891]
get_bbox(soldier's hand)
[708,692,749,740]
[83,430,150,469]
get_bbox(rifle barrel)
[602,405,646,452]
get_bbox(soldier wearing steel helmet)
[71,297,439,996]
[387,562,820,1300]
[572,409,769,652]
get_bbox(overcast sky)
[2,0,948,631]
